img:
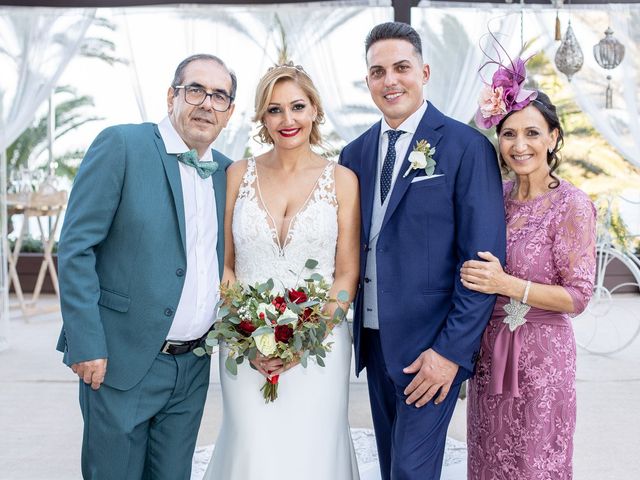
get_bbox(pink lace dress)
[467,180,596,480]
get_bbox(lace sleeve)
[552,189,597,315]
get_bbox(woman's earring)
[548,146,554,154]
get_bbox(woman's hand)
[250,355,284,379]
[460,251,510,295]
[270,357,300,376]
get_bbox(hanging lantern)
[593,27,625,108]
[555,20,583,82]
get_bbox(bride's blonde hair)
[253,63,325,146]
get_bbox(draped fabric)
[114,1,388,158]
[532,4,640,168]
[415,1,519,123]
[0,6,95,351]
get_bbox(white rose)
[254,332,277,356]
[279,307,299,328]
[408,151,427,169]
[257,303,278,322]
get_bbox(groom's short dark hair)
[365,22,423,60]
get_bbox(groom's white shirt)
[158,116,220,341]
[376,100,428,196]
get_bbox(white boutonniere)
[403,139,436,178]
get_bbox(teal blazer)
[56,123,231,390]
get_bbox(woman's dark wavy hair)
[496,91,564,189]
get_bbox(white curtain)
[0,7,95,351]
[415,1,520,123]
[532,4,640,168]
[115,1,389,156]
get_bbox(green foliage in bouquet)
[194,259,349,402]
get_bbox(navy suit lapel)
[211,150,227,279]
[154,127,186,254]
[380,104,445,233]
[361,122,381,243]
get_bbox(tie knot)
[387,130,405,145]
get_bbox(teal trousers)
[79,352,210,480]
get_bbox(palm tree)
[6,86,102,180]
[6,15,126,182]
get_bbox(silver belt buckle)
[161,340,181,354]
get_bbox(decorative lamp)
[593,27,625,108]
[555,20,583,82]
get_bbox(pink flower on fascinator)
[475,44,538,129]
[478,85,507,119]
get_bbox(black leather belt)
[160,337,204,355]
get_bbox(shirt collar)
[158,116,214,162]
[380,100,428,138]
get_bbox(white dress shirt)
[158,117,220,341]
[376,100,429,198]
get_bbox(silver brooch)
[503,298,530,332]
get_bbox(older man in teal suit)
[57,54,236,479]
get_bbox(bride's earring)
[548,146,553,154]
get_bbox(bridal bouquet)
[194,259,348,403]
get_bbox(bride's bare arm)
[221,160,247,287]
[327,164,361,317]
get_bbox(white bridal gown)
[203,158,360,480]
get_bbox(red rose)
[288,289,308,304]
[272,296,286,309]
[301,307,314,322]
[237,319,257,337]
[274,325,294,343]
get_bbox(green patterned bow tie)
[177,149,218,179]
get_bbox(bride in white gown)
[203,64,361,480]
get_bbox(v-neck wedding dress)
[203,157,360,480]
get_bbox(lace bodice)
[502,179,596,314]
[232,157,338,289]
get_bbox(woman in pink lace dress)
[462,83,597,479]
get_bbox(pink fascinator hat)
[475,35,538,129]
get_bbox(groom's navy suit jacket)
[340,103,506,386]
[56,123,231,391]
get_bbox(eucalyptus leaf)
[337,290,349,303]
[277,315,298,325]
[333,306,345,322]
[310,273,323,282]
[293,334,303,351]
[225,356,238,375]
[248,347,258,360]
[304,259,319,269]
[217,305,230,318]
[193,347,206,357]
[236,355,244,364]
[227,316,241,325]
[265,278,274,291]
[297,300,319,308]
[205,338,218,347]
[251,326,274,337]
[316,356,325,367]
[300,351,309,368]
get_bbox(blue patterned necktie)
[380,130,405,204]
[177,149,218,179]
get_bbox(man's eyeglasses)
[173,85,234,112]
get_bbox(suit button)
[176,268,185,277]
[364,277,371,283]
[164,308,174,317]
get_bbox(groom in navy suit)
[340,23,506,479]
[57,54,235,479]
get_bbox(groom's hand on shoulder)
[71,358,108,390]
[402,349,459,408]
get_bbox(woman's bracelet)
[522,280,532,304]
